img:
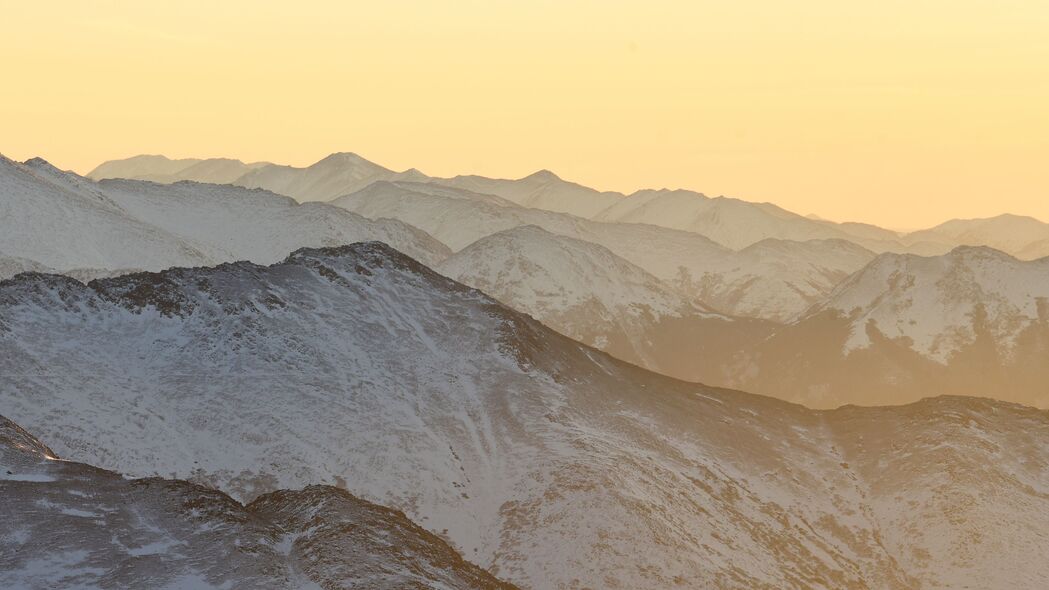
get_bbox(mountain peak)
[524,169,561,182]
[315,152,374,167]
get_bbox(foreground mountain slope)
[438,225,773,378]
[3,244,1049,588]
[730,246,1049,408]
[0,415,516,589]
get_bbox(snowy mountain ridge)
[4,243,1049,588]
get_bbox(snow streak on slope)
[4,244,1049,588]
[0,415,516,590]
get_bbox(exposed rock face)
[4,243,1049,589]
[0,415,516,589]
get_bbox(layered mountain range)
[5,244,1049,589]
[5,152,1049,408]
[6,148,1049,587]
[88,152,1049,259]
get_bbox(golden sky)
[2,0,1046,228]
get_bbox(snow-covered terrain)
[0,156,449,273]
[726,246,1049,408]
[819,246,1049,361]
[335,181,874,320]
[437,225,772,378]
[4,243,1049,588]
[0,415,516,589]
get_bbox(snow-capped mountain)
[729,246,1049,408]
[1,156,449,273]
[1,155,210,272]
[433,169,623,218]
[0,415,516,589]
[437,225,772,378]
[4,243,1049,589]
[335,181,875,320]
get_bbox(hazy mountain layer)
[432,169,623,218]
[0,415,515,589]
[88,154,270,185]
[438,225,774,378]
[90,151,1049,260]
[335,181,872,320]
[3,244,1049,588]
[729,246,1049,408]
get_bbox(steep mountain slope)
[438,225,773,378]
[0,415,516,589]
[2,156,449,272]
[730,246,1049,408]
[4,244,1049,588]
[234,152,426,202]
[433,169,623,217]
[335,181,874,320]
[904,214,1049,259]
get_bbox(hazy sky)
[2,1,1046,228]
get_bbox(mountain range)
[6,148,1049,587]
[3,243,1049,588]
[6,152,1049,408]
[88,152,1049,259]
